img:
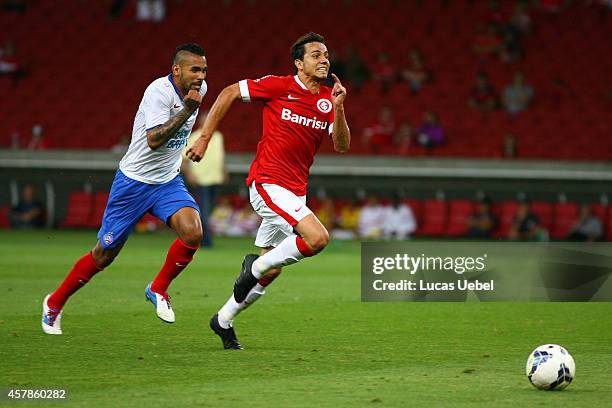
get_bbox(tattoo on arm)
[147,108,194,149]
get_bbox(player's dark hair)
[290,32,325,73]
[173,43,206,64]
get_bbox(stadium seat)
[0,206,10,229]
[418,199,448,236]
[403,199,423,231]
[445,200,474,237]
[89,191,110,228]
[62,191,94,228]
[607,206,612,242]
[530,202,553,233]
[2,0,611,160]
[550,202,579,240]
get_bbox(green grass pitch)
[1,230,611,407]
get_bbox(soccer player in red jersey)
[186,32,350,349]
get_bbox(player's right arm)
[147,89,202,150]
[186,83,241,162]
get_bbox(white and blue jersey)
[97,74,207,249]
[120,74,207,184]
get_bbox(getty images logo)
[281,108,328,130]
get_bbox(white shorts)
[249,182,313,248]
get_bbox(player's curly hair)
[173,43,206,64]
[290,32,325,73]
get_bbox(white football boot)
[41,294,62,335]
[145,283,175,323]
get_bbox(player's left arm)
[330,74,350,154]
[186,84,241,162]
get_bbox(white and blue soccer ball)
[525,344,575,390]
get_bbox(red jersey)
[239,75,335,196]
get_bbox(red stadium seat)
[2,0,611,160]
[550,202,579,240]
[607,206,612,242]
[0,206,10,229]
[403,199,423,230]
[530,202,553,233]
[445,200,474,237]
[62,192,94,228]
[418,199,448,236]
[89,191,110,228]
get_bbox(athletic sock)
[151,237,198,294]
[251,235,314,278]
[218,283,267,329]
[47,252,103,310]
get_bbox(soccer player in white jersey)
[42,43,208,335]
[187,33,350,349]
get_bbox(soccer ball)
[525,344,575,390]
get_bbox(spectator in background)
[395,122,414,155]
[0,41,27,86]
[484,0,506,25]
[509,1,532,35]
[466,197,497,238]
[383,197,417,240]
[363,106,396,154]
[226,203,260,238]
[342,46,370,93]
[499,29,523,63]
[209,196,234,237]
[136,0,165,22]
[9,127,20,149]
[108,0,128,18]
[9,184,45,229]
[111,134,130,154]
[183,114,227,248]
[372,52,396,94]
[468,72,498,112]
[567,204,603,242]
[331,198,361,240]
[508,201,546,241]
[473,23,503,59]
[502,133,518,158]
[503,72,533,114]
[359,197,386,239]
[314,197,336,231]
[400,48,430,94]
[26,124,50,150]
[417,111,445,150]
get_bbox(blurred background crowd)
[1,0,611,243]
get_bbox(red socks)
[296,236,315,257]
[47,238,196,310]
[258,274,278,287]
[151,238,198,295]
[48,252,103,310]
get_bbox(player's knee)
[308,229,329,254]
[180,224,203,247]
[92,245,118,269]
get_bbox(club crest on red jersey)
[316,98,332,113]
